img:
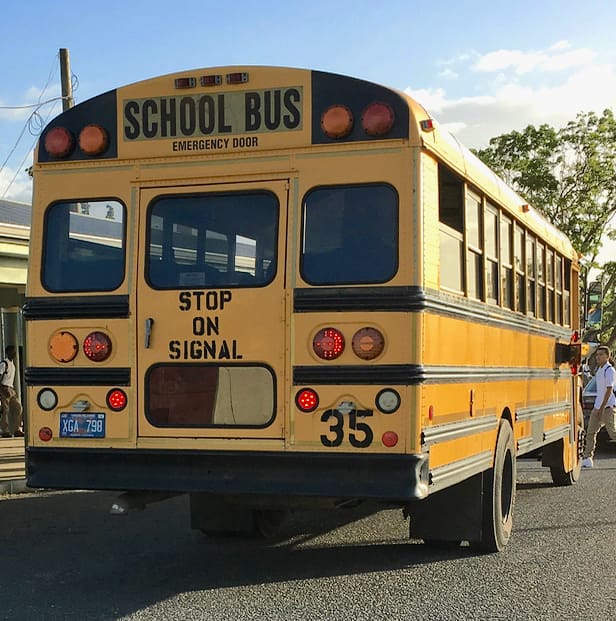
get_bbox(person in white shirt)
[0,345,23,438]
[581,345,616,468]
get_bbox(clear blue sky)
[2,0,616,207]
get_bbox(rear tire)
[549,426,583,486]
[474,419,516,552]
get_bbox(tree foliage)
[474,109,616,346]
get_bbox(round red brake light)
[83,331,112,362]
[44,126,74,158]
[313,327,345,360]
[361,102,395,136]
[107,388,127,411]
[295,388,319,413]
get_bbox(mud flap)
[408,472,484,542]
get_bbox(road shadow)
[0,490,480,620]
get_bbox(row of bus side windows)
[438,163,571,326]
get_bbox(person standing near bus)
[0,345,23,438]
[581,345,616,468]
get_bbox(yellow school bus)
[25,66,583,551]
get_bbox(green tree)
[474,109,616,345]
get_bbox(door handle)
[144,317,154,348]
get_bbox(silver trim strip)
[516,401,572,422]
[429,450,494,492]
[543,423,571,444]
[422,415,498,447]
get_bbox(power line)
[0,51,76,198]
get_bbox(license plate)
[59,412,106,438]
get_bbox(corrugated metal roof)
[0,198,31,227]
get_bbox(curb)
[0,478,30,495]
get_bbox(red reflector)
[313,327,345,360]
[361,102,395,136]
[226,72,248,84]
[200,74,222,86]
[428,405,434,421]
[295,388,319,413]
[83,331,112,362]
[175,77,196,89]
[44,126,74,158]
[107,389,127,411]
[39,427,53,442]
[382,431,398,447]
[321,105,354,139]
[79,124,108,156]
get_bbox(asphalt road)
[2,442,616,621]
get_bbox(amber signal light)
[49,331,79,363]
[79,124,109,156]
[352,327,385,360]
[321,105,354,139]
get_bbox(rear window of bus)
[301,184,398,285]
[146,192,278,289]
[42,200,126,292]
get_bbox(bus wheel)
[475,419,516,553]
[254,509,287,539]
[549,427,583,486]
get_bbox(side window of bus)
[147,192,278,289]
[438,164,464,293]
[42,200,125,292]
[465,190,483,300]
[301,184,398,286]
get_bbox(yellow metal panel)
[422,154,440,290]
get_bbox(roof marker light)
[175,77,196,89]
[200,74,222,87]
[321,105,354,139]
[227,72,249,84]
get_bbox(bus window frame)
[41,197,127,294]
[299,182,400,287]
[144,190,280,291]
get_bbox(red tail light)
[313,327,345,360]
[361,102,394,136]
[83,331,112,362]
[107,389,127,411]
[295,388,319,412]
[39,427,53,442]
[44,127,74,158]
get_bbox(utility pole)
[59,48,73,111]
